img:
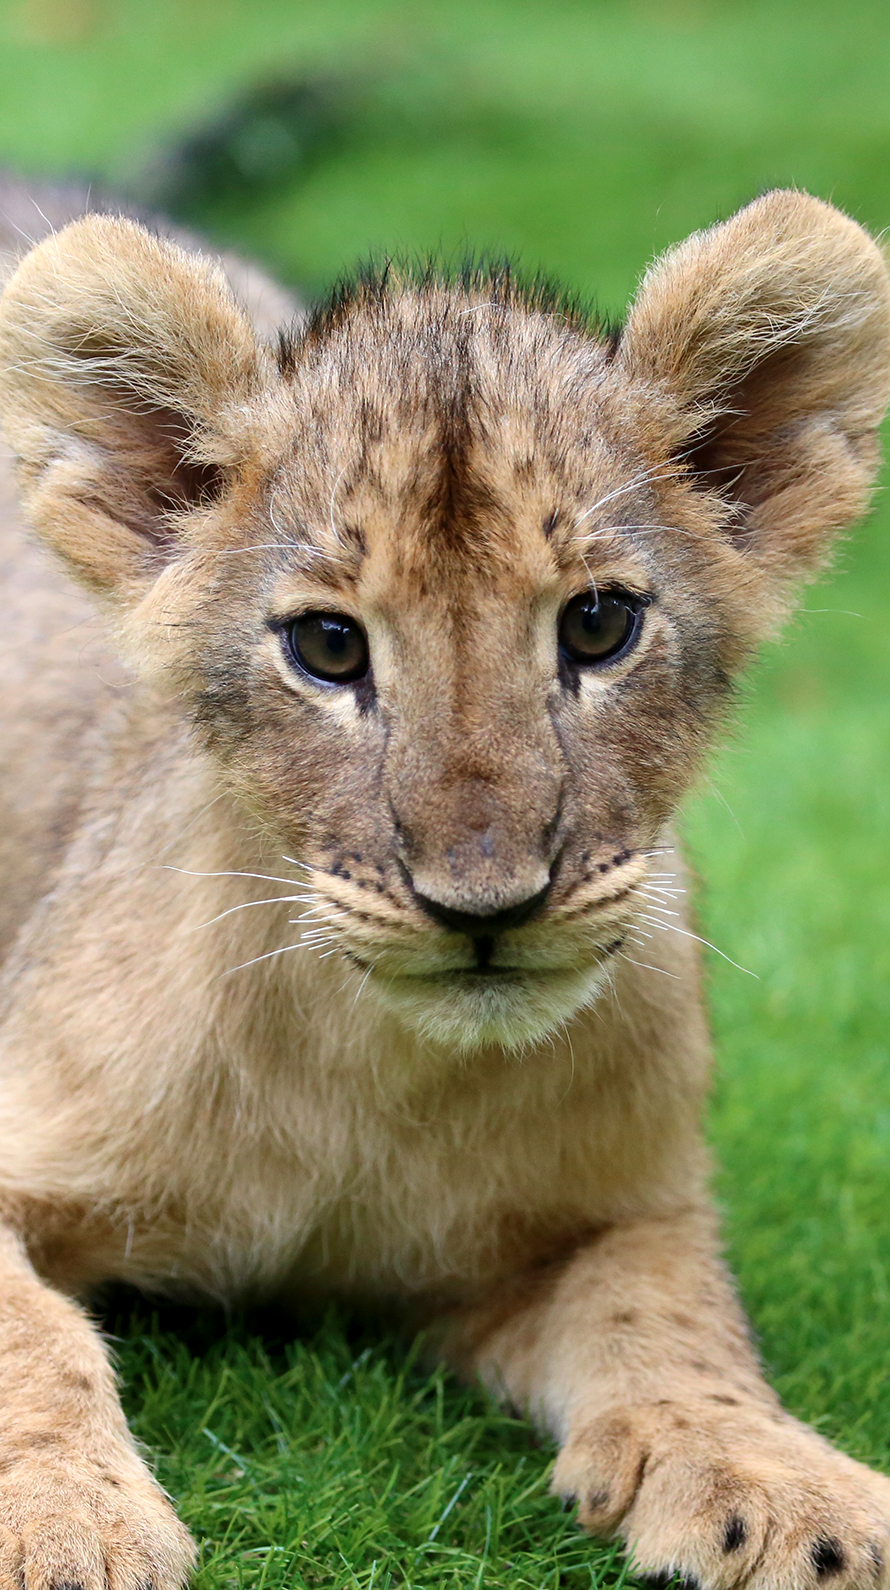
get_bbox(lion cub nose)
[412,882,551,938]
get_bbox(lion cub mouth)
[417,965,525,984]
[371,959,617,1051]
[367,928,629,1050]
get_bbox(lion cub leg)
[444,1212,890,1589]
[0,1226,193,1590]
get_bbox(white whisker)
[352,967,374,1006]
[617,951,680,980]
[192,895,321,930]
[636,915,757,977]
[217,541,324,557]
[165,865,304,888]
[572,464,686,529]
[578,520,707,545]
[328,462,349,543]
[152,793,227,861]
[282,855,321,875]
[219,939,333,977]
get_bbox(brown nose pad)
[411,880,551,938]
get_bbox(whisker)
[616,950,680,980]
[165,865,304,888]
[287,913,345,927]
[578,520,708,545]
[219,939,333,977]
[282,855,321,876]
[328,461,350,543]
[572,464,686,529]
[636,915,757,977]
[192,894,320,930]
[152,793,227,862]
[217,541,325,558]
[705,779,745,839]
[352,967,375,1006]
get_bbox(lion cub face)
[182,288,743,1050]
[1,198,888,1048]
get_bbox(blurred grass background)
[2,1,890,1586]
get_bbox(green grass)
[109,1296,633,1590]
[3,0,890,1583]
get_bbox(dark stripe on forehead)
[428,402,503,561]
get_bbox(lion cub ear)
[0,215,269,598]
[619,190,890,591]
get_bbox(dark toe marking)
[867,1542,885,1576]
[52,1582,87,1590]
[722,1514,747,1554]
[585,1489,610,1513]
[811,1538,846,1578]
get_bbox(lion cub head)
[1,193,888,1049]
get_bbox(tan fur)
[0,186,888,1590]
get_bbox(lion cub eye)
[558,588,645,667]
[285,612,370,684]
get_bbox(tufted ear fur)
[0,215,268,598]
[619,190,890,590]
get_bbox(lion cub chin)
[0,187,888,1590]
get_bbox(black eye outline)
[278,610,371,686]
[558,586,649,669]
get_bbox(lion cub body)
[0,185,889,1590]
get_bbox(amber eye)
[285,612,370,684]
[558,588,644,666]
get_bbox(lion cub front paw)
[552,1402,890,1590]
[0,1452,195,1590]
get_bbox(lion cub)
[0,189,888,1590]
